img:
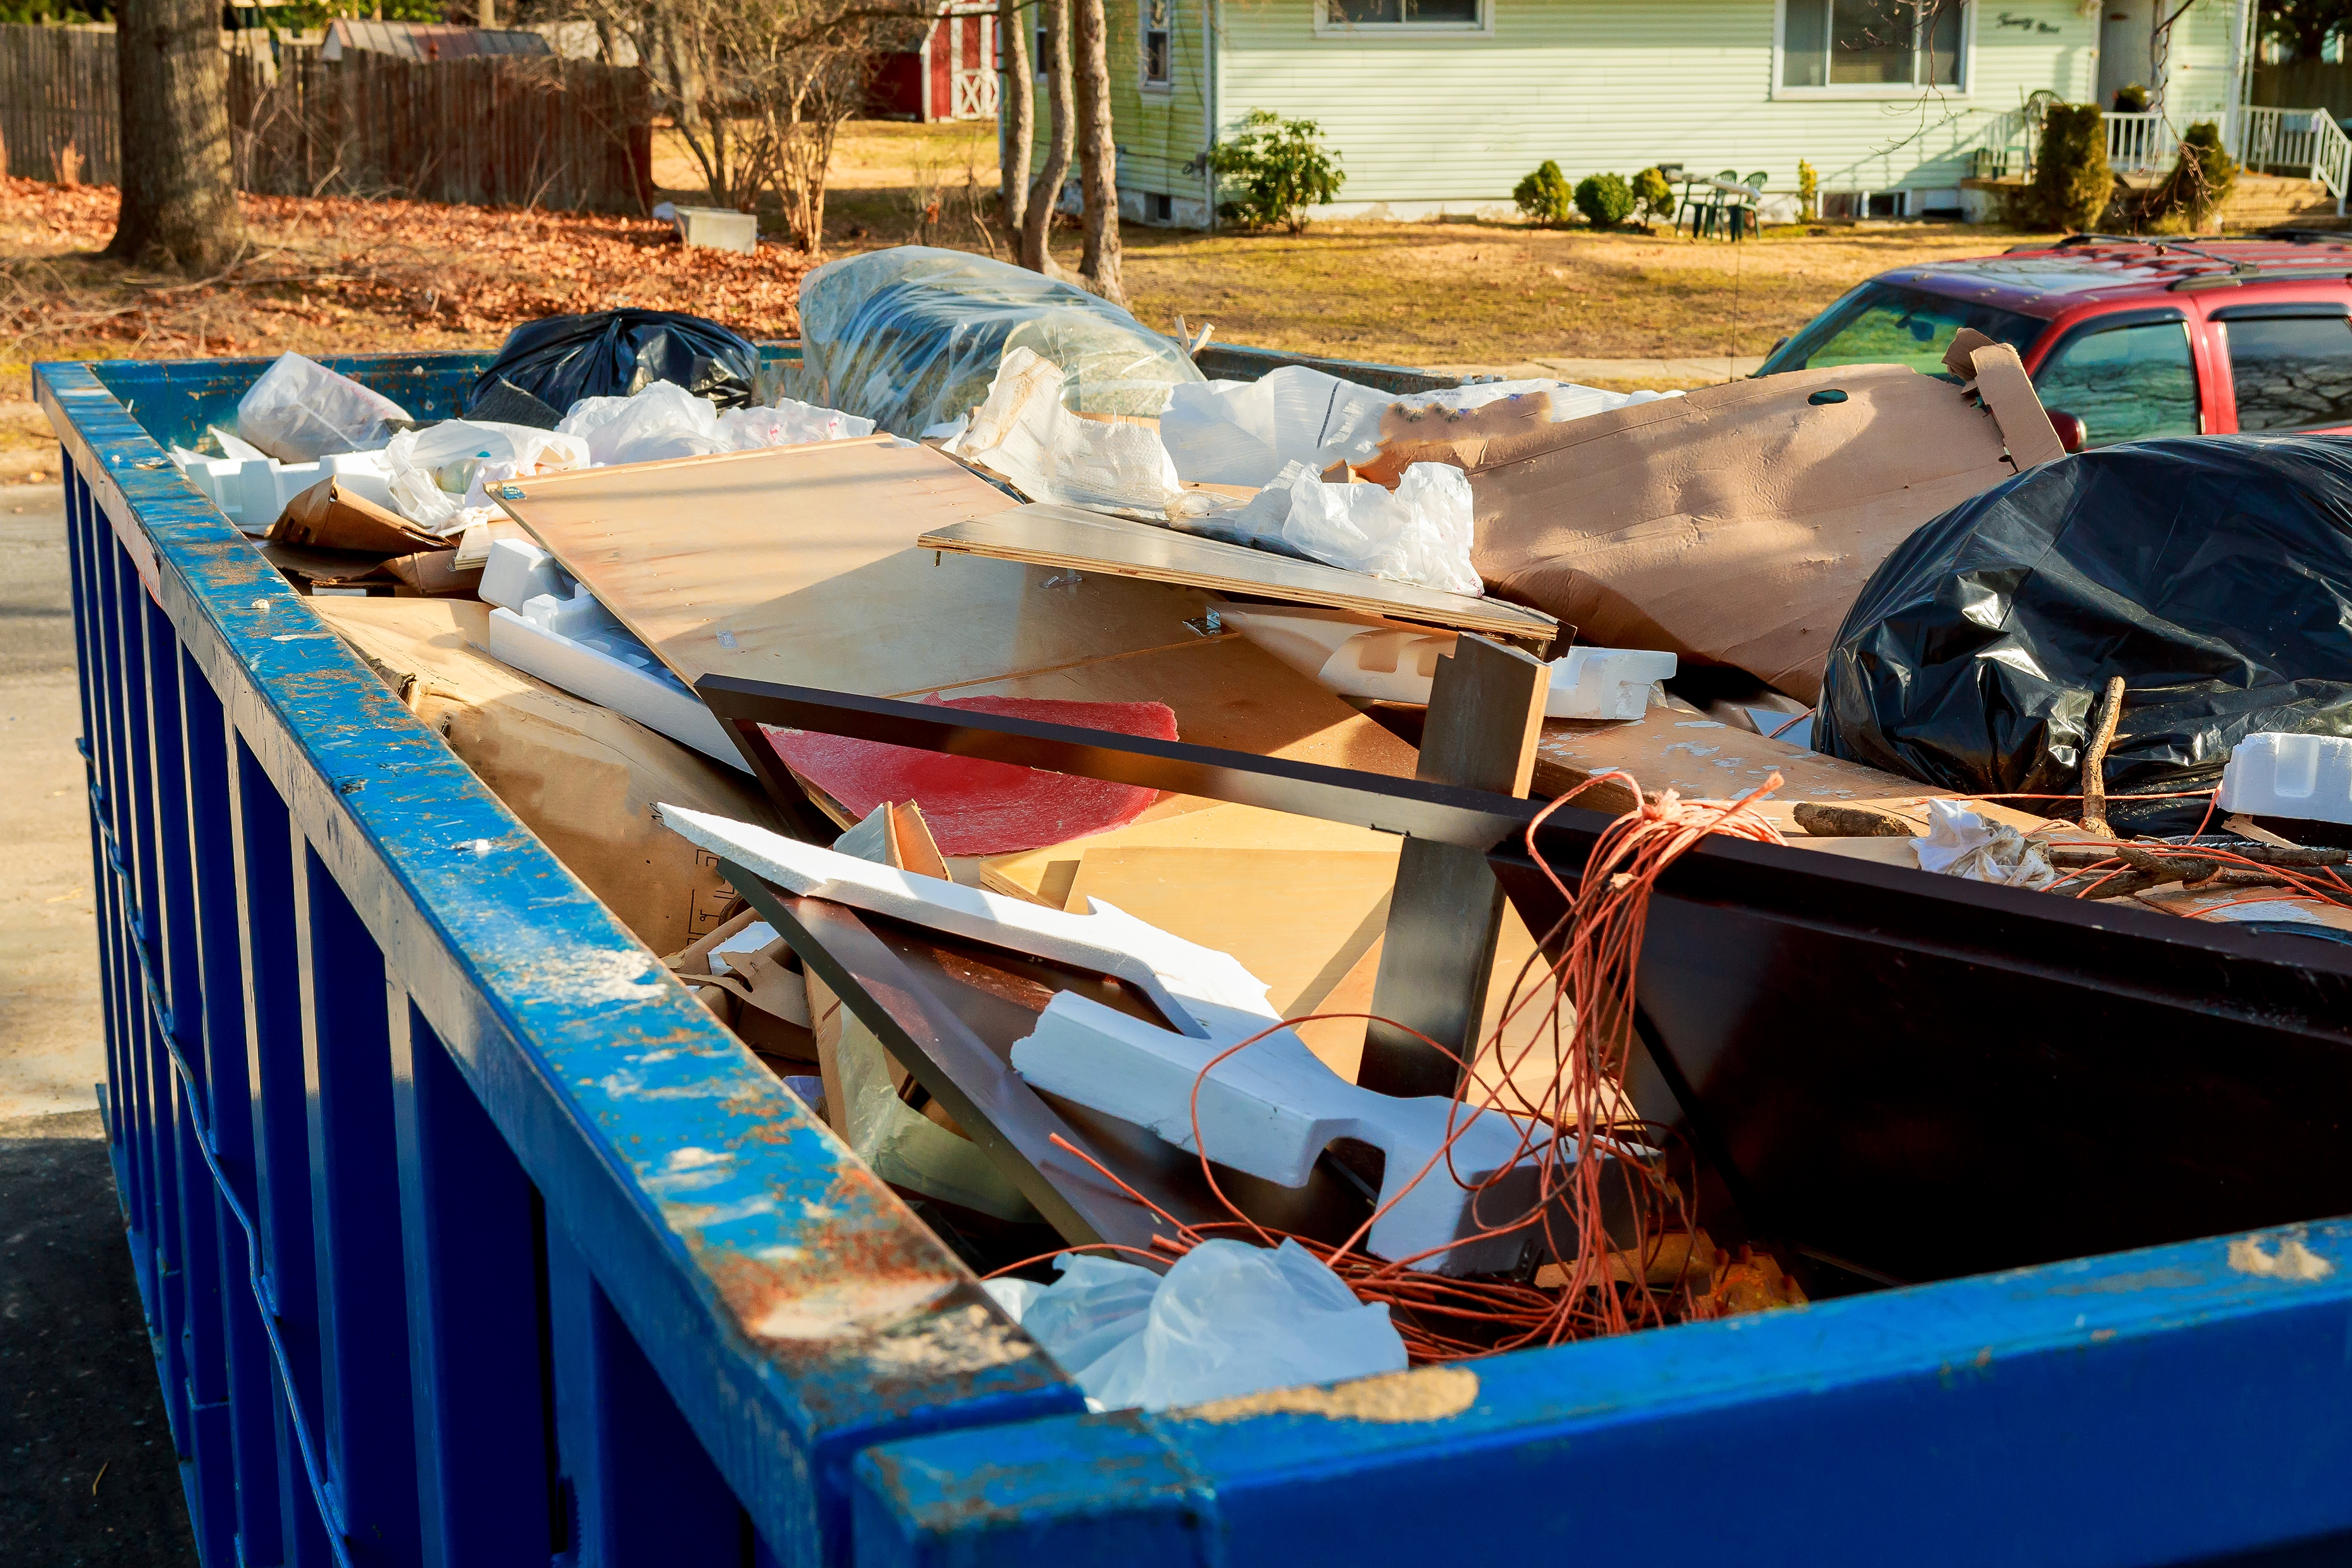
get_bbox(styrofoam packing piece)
[707,921,780,976]
[942,346,1181,518]
[654,808,1273,1025]
[171,447,398,535]
[1215,604,1672,720]
[1009,991,1557,1275]
[485,601,742,768]
[479,536,573,611]
[2217,732,2352,825]
[653,806,1557,1275]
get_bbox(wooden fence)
[0,24,651,214]
[2255,60,2352,131]
[0,24,119,186]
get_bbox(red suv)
[1757,233,2352,448]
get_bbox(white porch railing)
[2105,111,2174,174]
[2234,103,2352,208]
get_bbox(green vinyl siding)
[1021,0,1215,215]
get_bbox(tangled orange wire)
[994,768,1790,1362]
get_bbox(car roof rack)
[2040,232,2352,291]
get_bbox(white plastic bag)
[985,1240,1407,1413]
[557,380,725,466]
[944,346,1181,517]
[385,420,590,532]
[1912,800,2060,889]
[1213,460,1482,596]
[715,397,877,448]
[235,352,413,463]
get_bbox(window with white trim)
[1780,0,1965,89]
[1324,0,1481,29]
[1142,0,1172,87]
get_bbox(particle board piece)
[918,502,1559,645]
[492,437,1209,700]
[1534,710,2056,834]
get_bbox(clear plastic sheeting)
[983,1240,1408,1413]
[1197,460,1483,596]
[385,420,591,533]
[558,382,878,467]
[1161,367,1678,489]
[791,246,1205,436]
[943,347,1181,517]
[235,352,413,463]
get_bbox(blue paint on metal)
[43,351,1080,1568]
[856,1220,2352,1567]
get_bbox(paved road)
[0,481,199,1566]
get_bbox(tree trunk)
[107,0,247,273]
[1020,0,1073,274]
[1071,0,1123,304]
[998,0,1033,239]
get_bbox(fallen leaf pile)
[2,177,819,397]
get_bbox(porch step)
[2223,172,2342,228]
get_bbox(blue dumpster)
[36,349,2352,1568]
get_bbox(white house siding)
[1019,0,2240,222]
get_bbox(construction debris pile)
[176,249,2352,1412]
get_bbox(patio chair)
[1727,171,1768,240]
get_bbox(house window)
[1324,0,1482,29]
[1142,0,1173,86]
[1780,0,1966,89]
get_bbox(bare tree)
[764,45,871,253]
[998,0,1033,239]
[1020,0,1073,274]
[108,0,247,273]
[1070,0,1122,302]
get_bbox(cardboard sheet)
[918,503,1558,644]
[314,597,778,953]
[1378,356,2064,704]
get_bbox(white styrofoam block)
[1216,602,1672,719]
[484,604,742,768]
[174,448,396,534]
[479,536,571,610]
[1011,993,1557,1275]
[653,806,1274,1024]
[2217,731,2352,825]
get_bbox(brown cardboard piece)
[1372,357,2066,704]
[312,597,779,954]
[270,477,449,555]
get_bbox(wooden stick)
[2080,675,2126,838]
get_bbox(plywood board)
[494,438,1210,700]
[1534,709,2056,834]
[918,503,1559,644]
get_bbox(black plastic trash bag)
[1818,436,2352,833]
[467,308,760,417]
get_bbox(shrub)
[2112,82,2150,113]
[1632,166,1676,225]
[1797,158,1819,221]
[2031,103,2113,233]
[1514,160,1574,226]
[1205,110,1345,234]
[2140,120,2236,232]
[1574,171,1635,229]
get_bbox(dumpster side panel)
[856,1222,2352,1568]
[40,355,1082,1568]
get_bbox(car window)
[2031,320,2199,446]
[2224,315,2352,432]
[1759,282,2043,378]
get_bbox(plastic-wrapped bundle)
[791,246,1205,436]
[236,352,413,463]
[942,347,1180,516]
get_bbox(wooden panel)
[1534,708,2056,834]
[497,437,1244,701]
[919,503,1559,643]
